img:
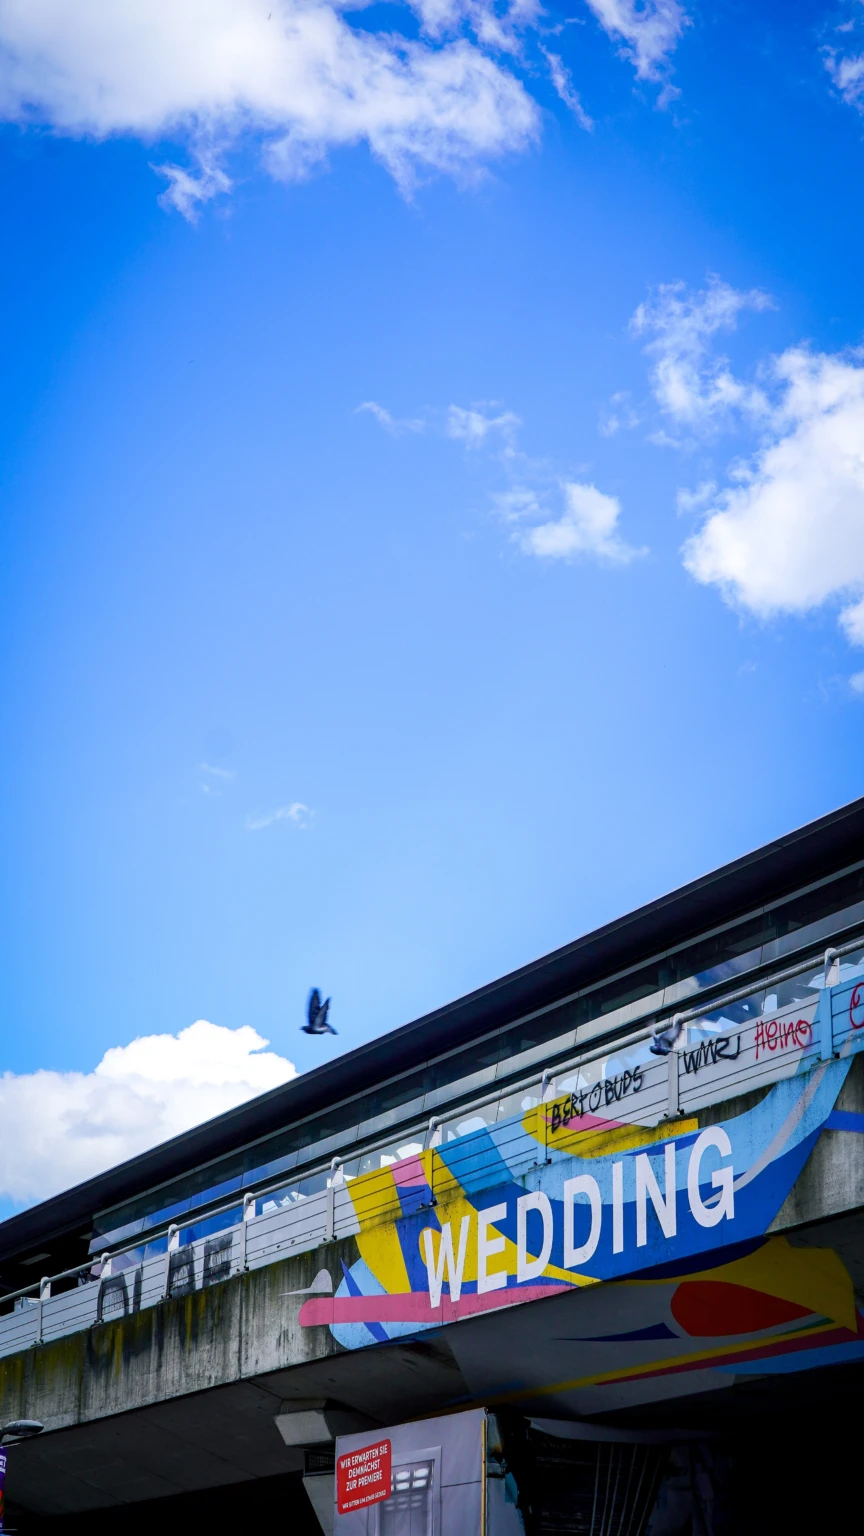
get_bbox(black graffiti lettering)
[203,1234,233,1288]
[714,1035,740,1061]
[96,1272,129,1324]
[550,1062,645,1132]
[166,1244,196,1299]
[681,1035,741,1075]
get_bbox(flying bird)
[649,1016,684,1056]
[303,988,336,1035]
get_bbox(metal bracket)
[239,1193,255,1270]
[819,984,836,1061]
[34,1276,50,1346]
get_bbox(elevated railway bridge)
[4,799,864,1532]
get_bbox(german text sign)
[336,1438,392,1514]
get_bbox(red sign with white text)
[336,1438,392,1514]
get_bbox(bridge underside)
[5,1341,864,1533]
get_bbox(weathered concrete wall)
[771,1054,864,1230]
[0,1239,347,1433]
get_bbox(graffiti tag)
[549,1067,644,1133]
[754,1017,812,1061]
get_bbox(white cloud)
[492,485,544,521]
[446,403,521,444]
[825,48,864,109]
[631,276,773,429]
[199,762,236,779]
[0,0,539,207]
[409,0,539,51]
[515,481,645,562]
[683,348,864,642]
[358,397,643,570]
[155,156,232,220]
[824,4,864,112]
[851,670,864,694]
[600,389,640,436]
[582,0,688,82]
[0,1021,297,1207]
[676,480,716,513]
[356,401,426,434]
[246,801,314,829]
[542,48,594,129]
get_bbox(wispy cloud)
[446,403,521,444]
[675,480,716,514]
[358,399,520,443]
[826,47,864,108]
[630,275,774,432]
[542,48,594,129]
[509,481,646,563]
[824,7,864,112]
[155,158,232,221]
[368,395,645,568]
[600,390,641,436]
[246,802,315,831]
[582,0,689,85]
[356,401,426,435]
[198,761,236,796]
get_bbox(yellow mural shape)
[535,1098,699,1160]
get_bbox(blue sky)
[1,0,864,1210]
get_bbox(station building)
[2,797,864,1533]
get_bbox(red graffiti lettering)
[754,1017,812,1061]
[850,984,864,1031]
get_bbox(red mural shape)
[670,1281,814,1338]
[850,984,864,1030]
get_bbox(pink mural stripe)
[299,1283,571,1328]
[391,1156,428,1189]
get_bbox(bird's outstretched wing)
[302,990,337,1034]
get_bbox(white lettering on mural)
[477,1202,508,1294]
[516,1191,554,1283]
[612,1160,624,1254]
[687,1127,735,1228]
[421,1135,736,1306]
[563,1175,602,1267]
[635,1143,677,1246]
[422,1216,470,1308]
